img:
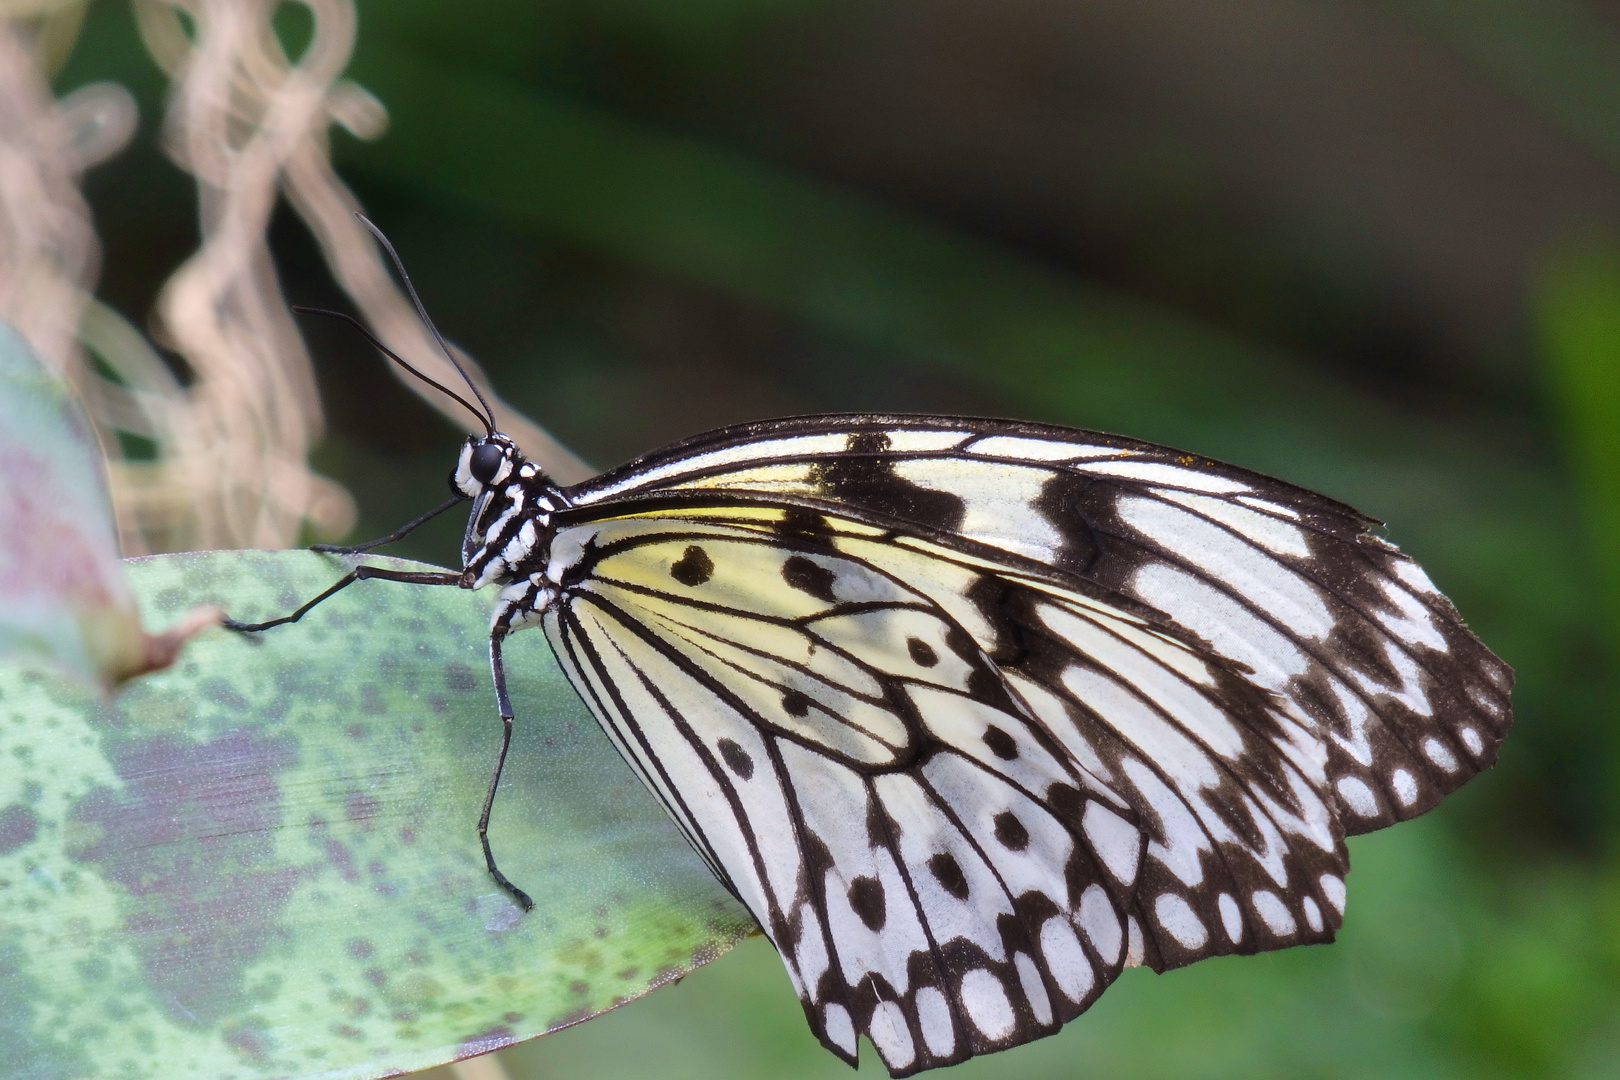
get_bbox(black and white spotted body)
[411,413,1512,1076]
[448,433,567,635]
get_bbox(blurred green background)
[54,0,1620,1075]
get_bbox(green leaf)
[0,549,753,1080]
[0,321,215,692]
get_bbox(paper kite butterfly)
[228,220,1513,1076]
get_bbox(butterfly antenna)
[291,306,495,435]
[354,212,499,433]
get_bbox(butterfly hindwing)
[751,510,1346,969]
[538,499,1371,1069]
[544,516,1138,1074]
[813,526,1349,970]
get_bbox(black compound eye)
[468,442,505,484]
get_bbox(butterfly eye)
[469,442,505,484]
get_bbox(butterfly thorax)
[452,434,569,635]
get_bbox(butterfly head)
[452,432,522,497]
[451,433,563,581]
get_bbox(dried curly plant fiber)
[128,0,357,552]
[130,0,589,554]
[0,3,130,423]
[2,0,587,558]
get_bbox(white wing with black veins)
[542,414,1511,1075]
[570,415,1513,833]
[546,516,1149,1073]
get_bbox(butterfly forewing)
[567,416,1513,836]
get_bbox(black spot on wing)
[783,555,839,602]
[927,852,969,899]
[718,737,755,780]
[966,668,1004,704]
[782,689,812,717]
[848,875,887,930]
[669,545,714,586]
[808,432,967,530]
[983,726,1019,760]
[992,811,1030,851]
[907,637,939,667]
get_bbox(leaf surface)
[0,321,145,689]
[0,322,215,691]
[0,549,753,1079]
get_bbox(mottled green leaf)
[0,321,215,692]
[0,549,754,1079]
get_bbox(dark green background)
[56,0,1620,1075]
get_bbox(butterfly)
[228,220,1513,1076]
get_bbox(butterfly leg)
[223,566,462,632]
[481,630,536,911]
[311,495,465,555]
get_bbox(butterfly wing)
[540,500,1355,1072]
[567,415,1514,840]
[544,513,1137,1073]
